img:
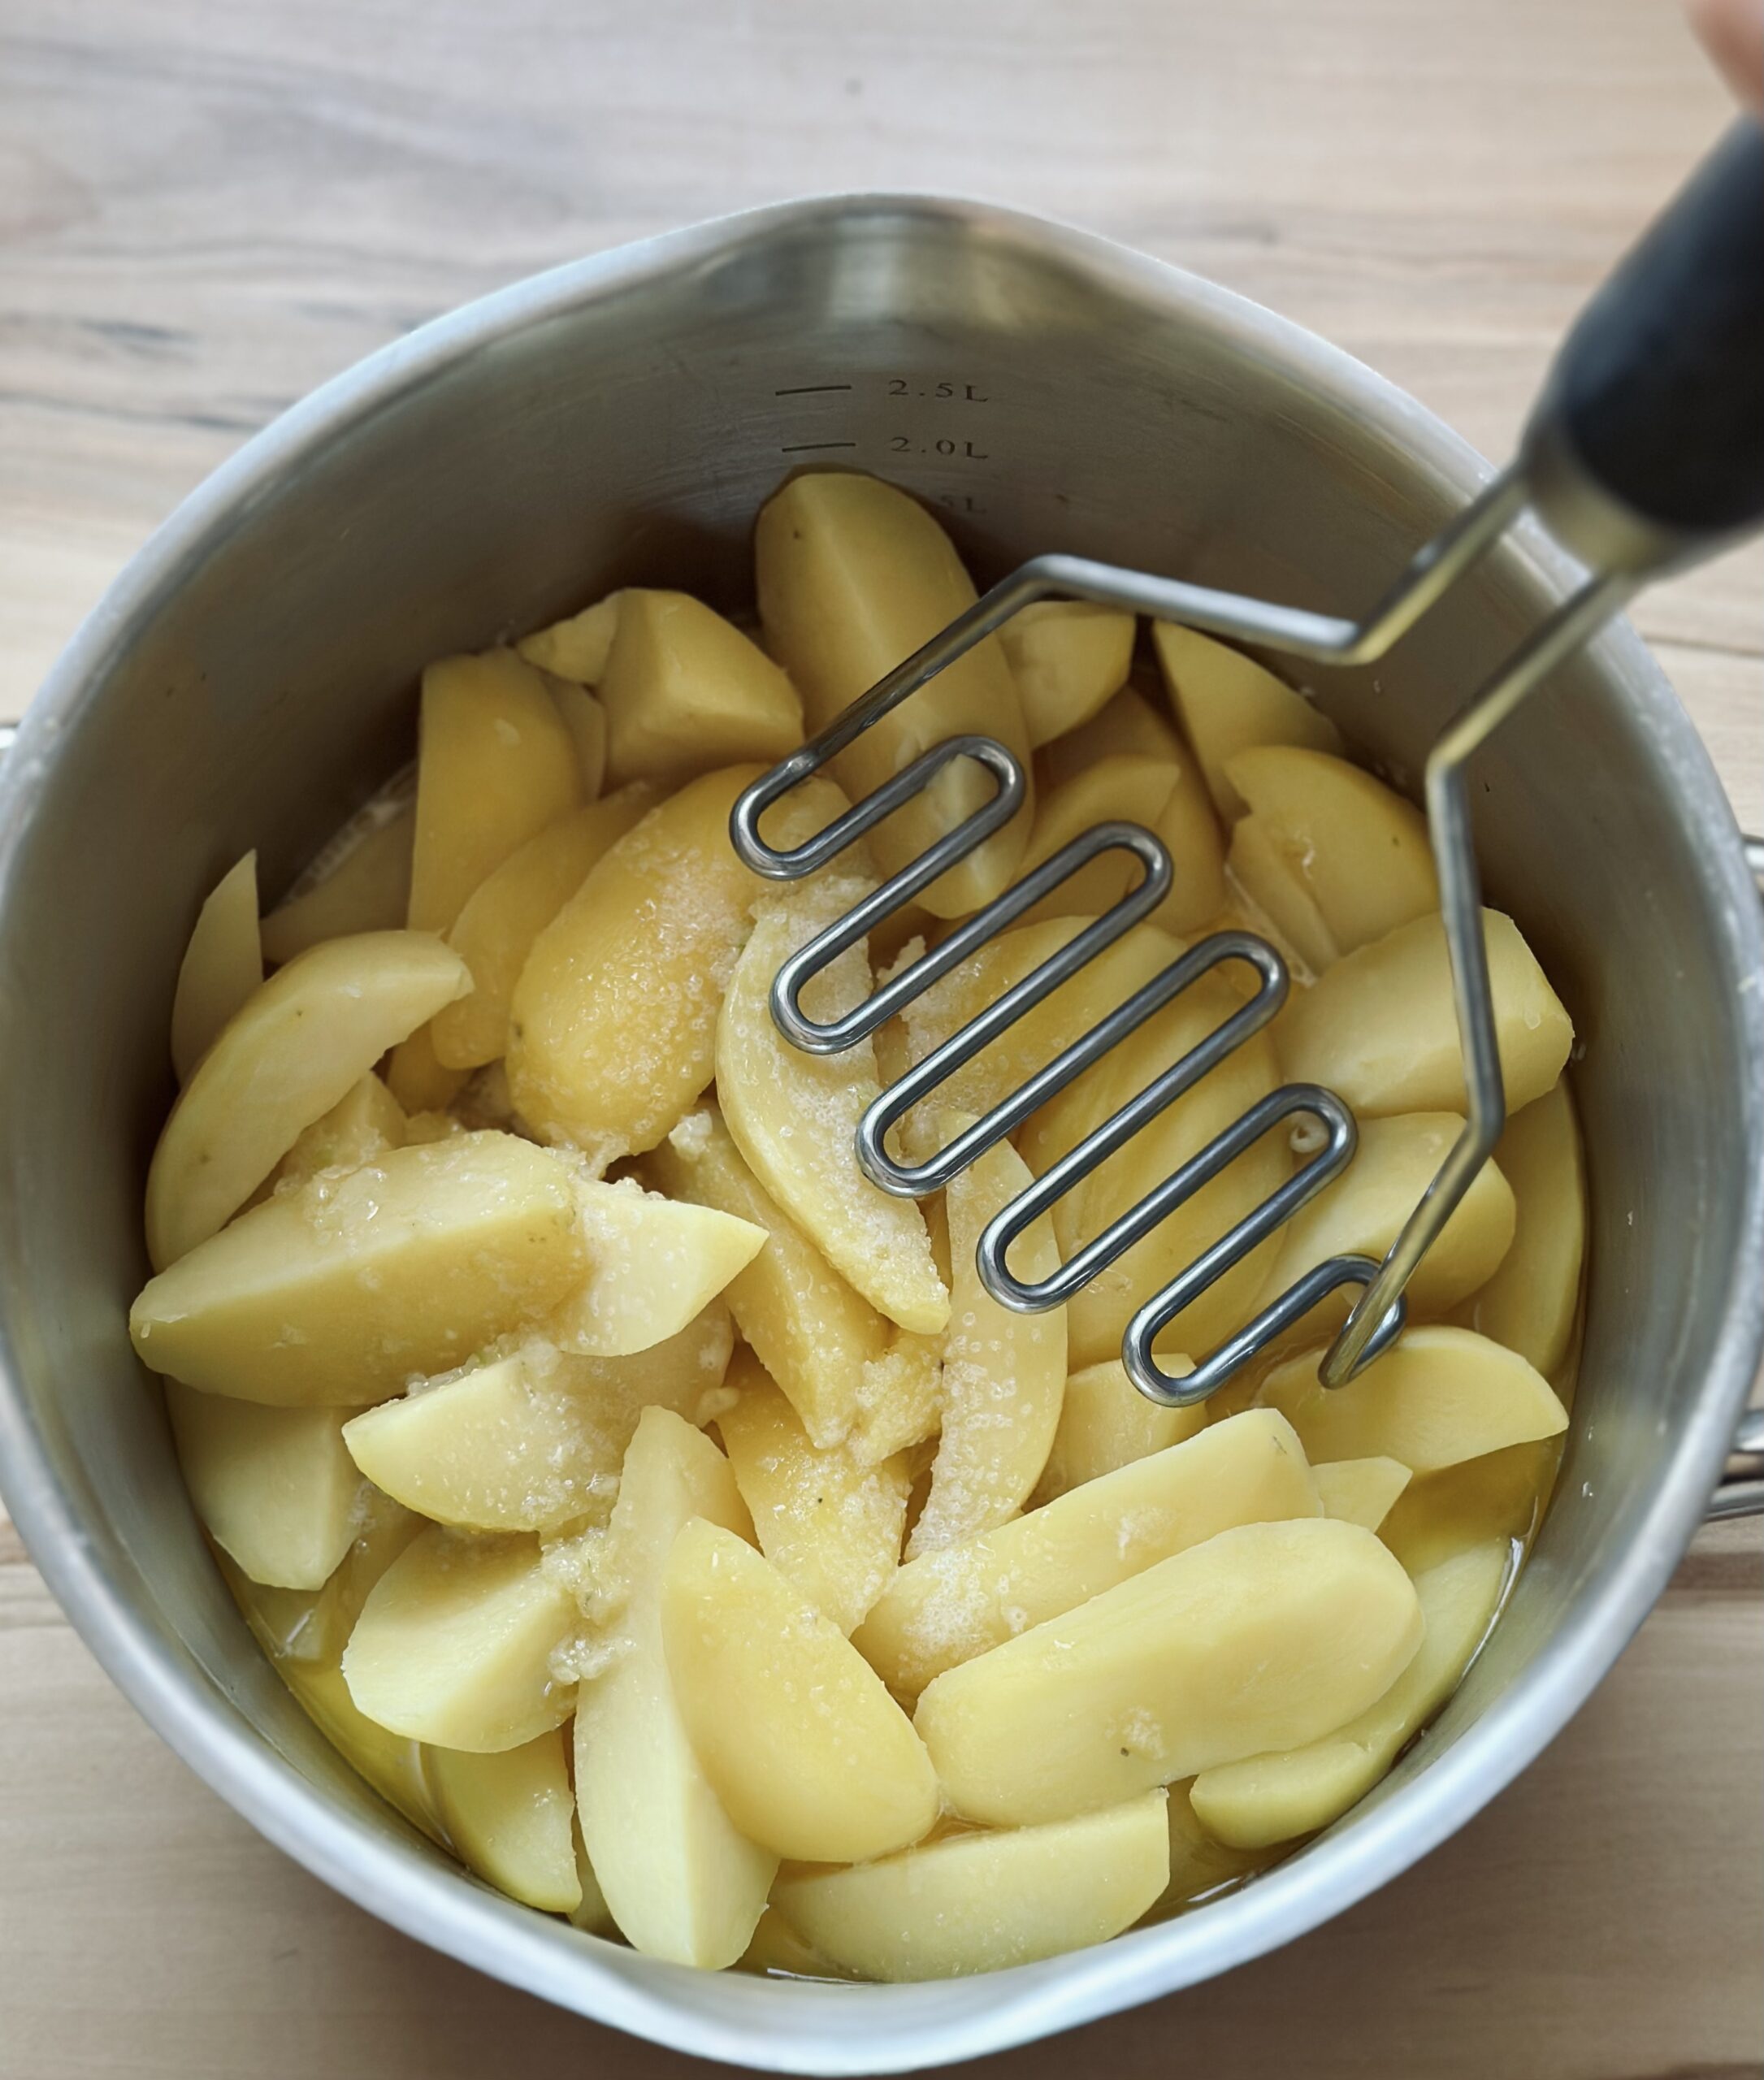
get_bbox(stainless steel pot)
[0,196,1759,2075]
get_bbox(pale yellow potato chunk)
[384,1020,470,1114]
[1225,815,1338,976]
[171,852,262,1081]
[756,471,1034,917]
[343,1526,575,1751]
[166,1383,364,1590]
[859,1409,1318,1696]
[1033,1356,1206,1502]
[260,804,414,967]
[431,789,652,1071]
[908,1132,1064,1556]
[506,764,771,1169]
[1161,1779,1279,1908]
[1277,907,1573,1120]
[131,1132,588,1405]
[1151,622,1343,819]
[662,1519,938,1862]
[1312,1455,1412,1532]
[1038,680,1182,784]
[849,1331,943,1467]
[717,894,947,1335]
[717,1353,910,1633]
[408,649,581,935]
[645,1107,889,1449]
[548,1175,765,1358]
[1224,746,1438,973]
[773,1791,1170,1982]
[1190,1538,1508,1848]
[916,1517,1423,1827]
[548,681,608,797]
[574,1407,777,1969]
[1000,600,1136,748]
[1262,1112,1517,1334]
[1259,1325,1568,1475]
[274,1072,406,1190]
[596,589,804,789]
[144,930,470,1268]
[340,1311,734,1533]
[1468,1078,1587,1378]
[518,592,622,684]
[1011,756,1182,930]
[431,1727,582,1913]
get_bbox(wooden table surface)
[2,2,1760,2074]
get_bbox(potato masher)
[732,121,1764,1410]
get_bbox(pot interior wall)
[0,202,1754,2043]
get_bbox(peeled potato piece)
[384,1021,469,1115]
[718,1354,910,1633]
[267,1646,440,1835]
[548,1176,765,1358]
[342,1526,575,1752]
[849,1332,943,1467]
[774,1790,1170,1982]
[260,804,414,968]
[1033,1356,1206,1502]
[717,894,947,1336]
[574,1407,777,1970]
[341,1311,734,1533]
[548,681,609,797]
[1312,1455,1412,1532]
[663,1519,937,1862]
[1190,1538,1508,1848]
[859,1410,1317,1697]
[518,592,622,685]
[431,1727,582,1913]
[1001,600,1136,748]
[1468,1078,1587,1378]
[1259,1326,1568,1475]
[274,1072,406,1190]
[144,930,471,1268]
[1162,1779,1279,1909]
[1277,907,1573,1120]
[171,852,262,1081]
[507,765,772,1170]
[916,1517,1423,1827]
[1151,622,1343,820]
[431,788,652,1070]
[1038,681,1182,785]
[596,589,804,789]
[756,471,1034,917]
[167,1383,364,1590]
[908,1130,1064,1557]
[1011,756,1183,929]
[645,1107,889,1449]
[131,1132,588,1405]
[408,649,581,935]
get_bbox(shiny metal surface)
[0,197,1761,2074]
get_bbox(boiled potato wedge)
[1162,1780,1279,1908]
[773,1791,1170,1982]
[717,1353,910,1633]
[274,1072,406,1189]
[849,1331,943,1467]
[717,893,947,1335]
[574,1407,777,1969]
[166,1383,364,1590]
[431,1728,582,1913]
[1038,681,1181,784]
[131,1132,588,1404]
[662,1519,938,1861]
[342,1525,576,1751]
[756,471,1034,917]
[384,1020,469,1114]
[1011,755,1183,929]
[908,1129,1064,1555]
[1151,622,1343,819]
[1000,600,1136,748]
[645,1107,889,1449]
[259,804,414,966]
[1468,1078,1587,1378]
[915,1517,1423,1826]
[145,930,471,1268]
[858,1409,1318,1696]
[1259,1325,1568,1474]
[431,788,652,1070]
[1033,1356,1205,1502]
[1190,1538,1508,1848]
[548,1176,765,1358]
[518,592,622,685]
[548,680,608,798]
[408,649,581,935]
[596,589,804,789]
[341,1310,734,1532]
[1312,1455,1412,1532]
[1277,908,1573,1119]
[171,852,262,1081]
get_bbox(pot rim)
[2,189,1760,2075]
